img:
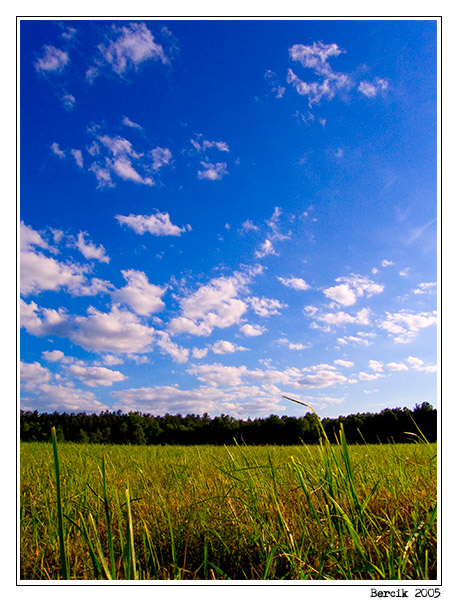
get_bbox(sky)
[19,18,438,419]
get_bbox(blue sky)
[19,19,438,419]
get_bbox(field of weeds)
[19,429,437,581]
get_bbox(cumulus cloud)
[110,156,154,185]
[169,274,249,337]
[51,142,65,158]
[334,359,354,368]
[188,361,350,391]
[65,364,127,387]
[358,371,384,381]
[240,220,259,233]
[255,239,277,258]
[413,282,437,295]
[71,149,84,168]
[76,232,110,263]
[72,305,155,354]
[406,356,437,373]
[21,299,71,338]
[116,211,190,236]
[90,22,168,80]
[122,116,143,129]
[111,383,286,418]
[305,306,371,331]
[297,369,349,388]
[323,274,384,306]
[287,41,351,105]
[240,323,266,337]
[155,331,190,363]
[278,276,310,291]
[197,162,228,181]
[112,270,166,316]
[20,361,52,390]
[22,383,109,413]
[211,340,248,354]
[21,230,113,297]
[151,147,172,171]
[368,360,384,373]
[358,78,388,97]
[380,310,437,343]
[35,45,69,73]
[385,362,409,372]
[249,296,287,317]
[336,332,376,347]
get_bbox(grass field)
[19,429,437,581]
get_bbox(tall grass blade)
[51,427,69,579]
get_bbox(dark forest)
[20,402,437,445]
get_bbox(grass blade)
[51,427,69,580]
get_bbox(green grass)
[20,433,437,580]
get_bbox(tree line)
[19,402,437,445]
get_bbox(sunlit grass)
[20,432,437,580]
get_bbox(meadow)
[19,422,437,581]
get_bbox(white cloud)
[197,162,228,181]
[358,78,388,98]
[169,274,249,337]
[306,306,371,330]
[192,347,209,359]
[112,269,166,316]
[76,232,110,263]
[151,147,172,171]
[72,306,155,354]
[116,211,190,236]
[110,383,285,418]
[240,323,266,337]
[21,225,112,297]
[41,350,74,364]
[65,364,127,387]
[380,310,437,343]
[240,220,259,233]
[98,135,142,158]
[21,299,71,338]
[385,362,409,372]
[51,142,65,158]
[20,361,52,390]
[249,296,287,317]
[211,340,248,354]
[71,149,84,168]
[278,276,310,291]
[96,22,168,78]
[22,383,109,413]
[202,140,229,152]
[297,369,349,388]
[368,360,384,373]
[381,259,394,267]
[287,42,351,105]
[406,356,437,373]
[413,282,437,295]
[35,45,69,72]
[89,162,114,188]
[255,239,277,258]
[358,371,384,381]
[122,116,143,129]
[188,361,350,392]
[111,156,154,185]
[336,332,376,347]
[323,274,384,306]
[324,283,357,306]
[102,354,125,366]
[334,359,354,368]
[155,332,189,363]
